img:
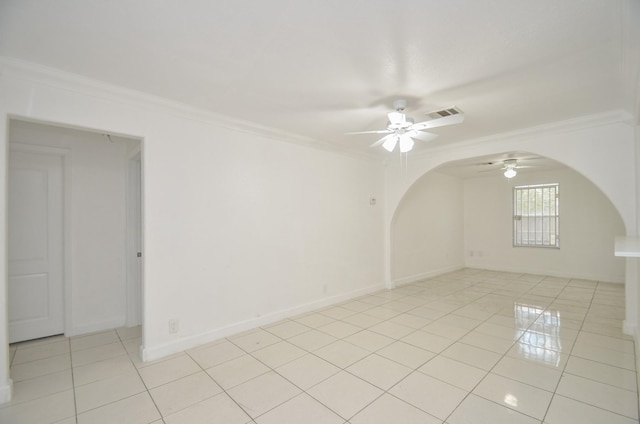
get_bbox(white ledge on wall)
[615,236,640,257]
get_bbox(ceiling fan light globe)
[382,136,398,152]
[399,135,414,153]
[504,168,517,178]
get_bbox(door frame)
[126,149,143,327]
[8,142,72,339]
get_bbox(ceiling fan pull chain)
[400,150,409,177]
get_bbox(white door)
[8,148,65,343]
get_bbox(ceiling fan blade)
[409,113,465,131]
[370,134,394,148]
[346,129,393,135]
[408,130,438,142]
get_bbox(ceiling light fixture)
[399,134,414,153]
[382,136,398,152]
[346,101,465,153]
[381,134,416,153]
[504,166,517,178]
[503,159,519,178]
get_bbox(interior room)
[0,1,639,423]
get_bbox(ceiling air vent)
[424,106,463,121]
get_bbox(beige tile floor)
[2,268,638,423]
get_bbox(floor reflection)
[514,303,562,367]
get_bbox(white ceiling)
[0,1,634,163]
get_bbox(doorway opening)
[7,119,143,344]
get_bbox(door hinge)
[137,252,142,258]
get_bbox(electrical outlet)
[168,319,179,334]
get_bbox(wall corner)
[0,378,13,404]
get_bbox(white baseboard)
[141,283,385,362]
[0,379,12,404]
[393,264,464,287]
[633,325,640,371]
[463,263,624,284]
[68,316,126,337]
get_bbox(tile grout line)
[360,279,632,421]
[228,295,449,422]
[420,275,550,420]
[117,329,165,424]
[68,337,79,424]
[541,279,614,423]
[439,275,554,423]
[5,270,634,423]
[250,275,606,422]
[324,274,547,422]
[184,338,277,423]
[227,328,370,422]
[446,275,611,422]
[67,331,148,422]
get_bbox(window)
[513,183,559,247]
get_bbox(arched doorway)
[389,151,626,286]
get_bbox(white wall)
[9,120,133,335]
[142,114,385,358]
[464,168,625,282]
[0,59,386,404]
[391,171,464,284]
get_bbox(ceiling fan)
[347,99,464,153]
[482,159,534,178]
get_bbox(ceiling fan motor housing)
[387,112,414,130]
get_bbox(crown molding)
[407,109,633,161]
[0,57,380,162]
[0,57,305,141]
[3,57,628,166]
